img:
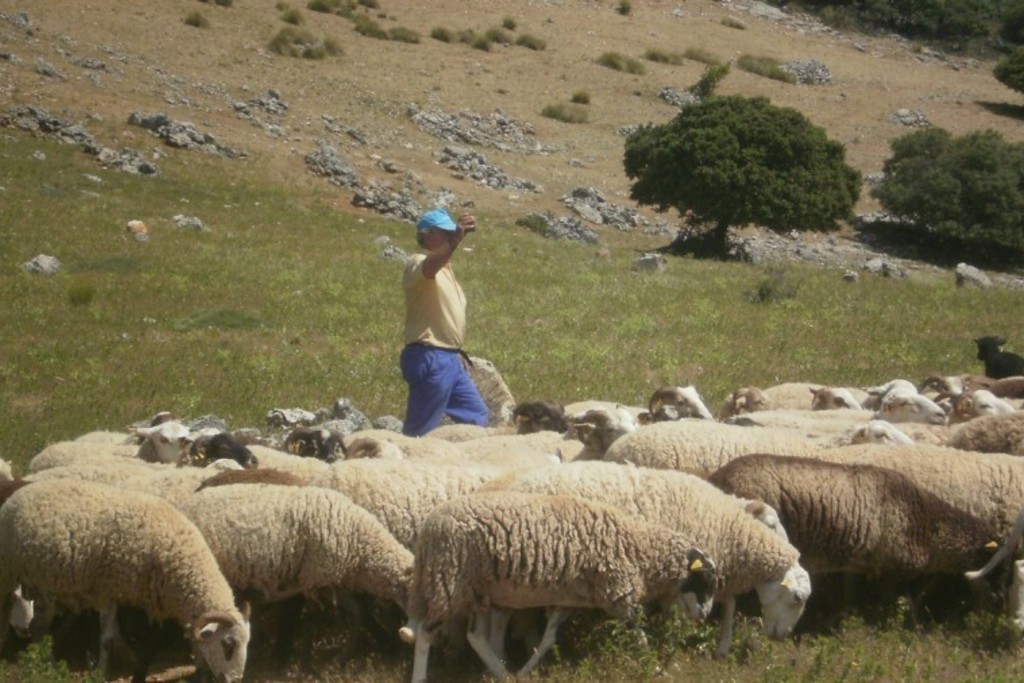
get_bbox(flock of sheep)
[1,336,1024,682]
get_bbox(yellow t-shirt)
[403,254,466,349]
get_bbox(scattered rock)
[955,262,992,289]
[634,253,667,271]
[20,254,62,275]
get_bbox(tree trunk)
[661,220,732,260]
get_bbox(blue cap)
[416,208,457,232]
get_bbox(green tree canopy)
[871,127,1024,253]
[623,95,861,258]
[995,47,1024,94]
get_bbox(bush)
[571,90,591,104]
[199,0,233,6]
[353,14,388,39]
[736,54,797,83]
[184,11,210,28]
[472,36,492,51]
[690,62,731,99]
[431,26,454,42]
[644,48,686,65]
[502,16,517,30]
[541,103,590,123]
[281,7,303,24]
[515,33,546,50]
[872,127,1024,257]
[388,26,420,43]
[269,26,341,58]
[618,1,633,16]
[515,213,549,234]
[683,47,721,65]
[1002,0,1024,43]
[597,51,646,74]
[721,16,747,29]
[358,0,379,7]
[67,283,95,307]
[484,27,513,45]
[745,267,800,303]
[994,47,1024,94]
[456,29,478,44]
[307,0,338,12]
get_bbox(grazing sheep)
[283,427,347,463]
[133,420,193,464]
[861,378,919,410]
[0,478,250,682]
[196,467,307,491]
[490,462,811,657]
[641,385,715,422]
[603,419,833,473]
[186,432,259,468]
[512,400,569,434]
[947,411,1024,455]
[948,389,1017,424]
[874,389,947,425]
[709,454,998,578]
[28,439,140,473]
[566,405,639,460]
[810,386,867,411]
[177,484,413,666]
[399,491,717,682]
[849,420,915,446]
[309,460,498,548]
[718,385,771,420]
[976,336,1024,380]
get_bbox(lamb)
[947,410,1024,455]
[640,385,715,422]
[602,419,834,473]
[718,385,771,419]
[282,426,347,462]
[399,491,718,682]
[308,459,499,548]
[489,462,811,657]
[0,478,250,682]
[176,484,413,665]
[975,336,1024,380]
[186,431,259,468]
[709,454,998,580]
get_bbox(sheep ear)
[985,540,1000,550]
[744,500,767,517]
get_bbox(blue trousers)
[400,344,489,437]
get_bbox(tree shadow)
[977,100,1024,122]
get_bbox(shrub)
[388,26,420,43]
[541,102,590,123]
[690,62,731,99]
[353,14,388,39]
[358,0,379,7]
[502,16,517,30]
[515,33,547,50]
[644,48,686,65]
[456,29,478,44]
[618,1,633,16]
[307,0,338,12]
[199,0,233,6]
[683,47,721,65]
[597,51,646,74]
[281,7,303,24]
[571,90,591,104]
[269,26,341,58]
[994,47,1024,94]
[431,26,454,42]
[745,267,800,303]
[736,54,797,83]
[484,27,513,45]
[472,36,492,51]
[67,283,95,307]
[1002,0,1024,43]
[515,213,549,234]
[184,11,210,28]
[721,16,747,29]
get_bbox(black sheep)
[975,336,1024,380]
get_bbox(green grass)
[2,126,1024,680]
[541,102,590,123]
[596,51,646,74]
[644,48,687,65]
[268,26,341,58]
[737,53,797,83]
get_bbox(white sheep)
[132,419,193,463]
[861,378,919,410]
[874,388,947,425]
[641,385,715,422]
[399,491,717,682]
[425,423,515,441]
[849,419,915,446]
[718,385,772,420]
[948,389,1018,424]
[454,430,580,463]
[565,404,639,460]
[760,382,822,410]
[0,478,250,681]
[603,419,834,473]
[246,445,332,481]
[489,461,811,658]
[947,410,1024,455]
[308,460,499,549]
[340,430,468,461]
[177,483,412,662]
[28,439,139,473]
[810,386,867,410]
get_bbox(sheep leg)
[714,595,737,660]
[97,604,121,677]
[410,628,432,683]
[465,612,511,680]
[487,607,512,664]
[516,607,571,676]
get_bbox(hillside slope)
[2,0,1021,230]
